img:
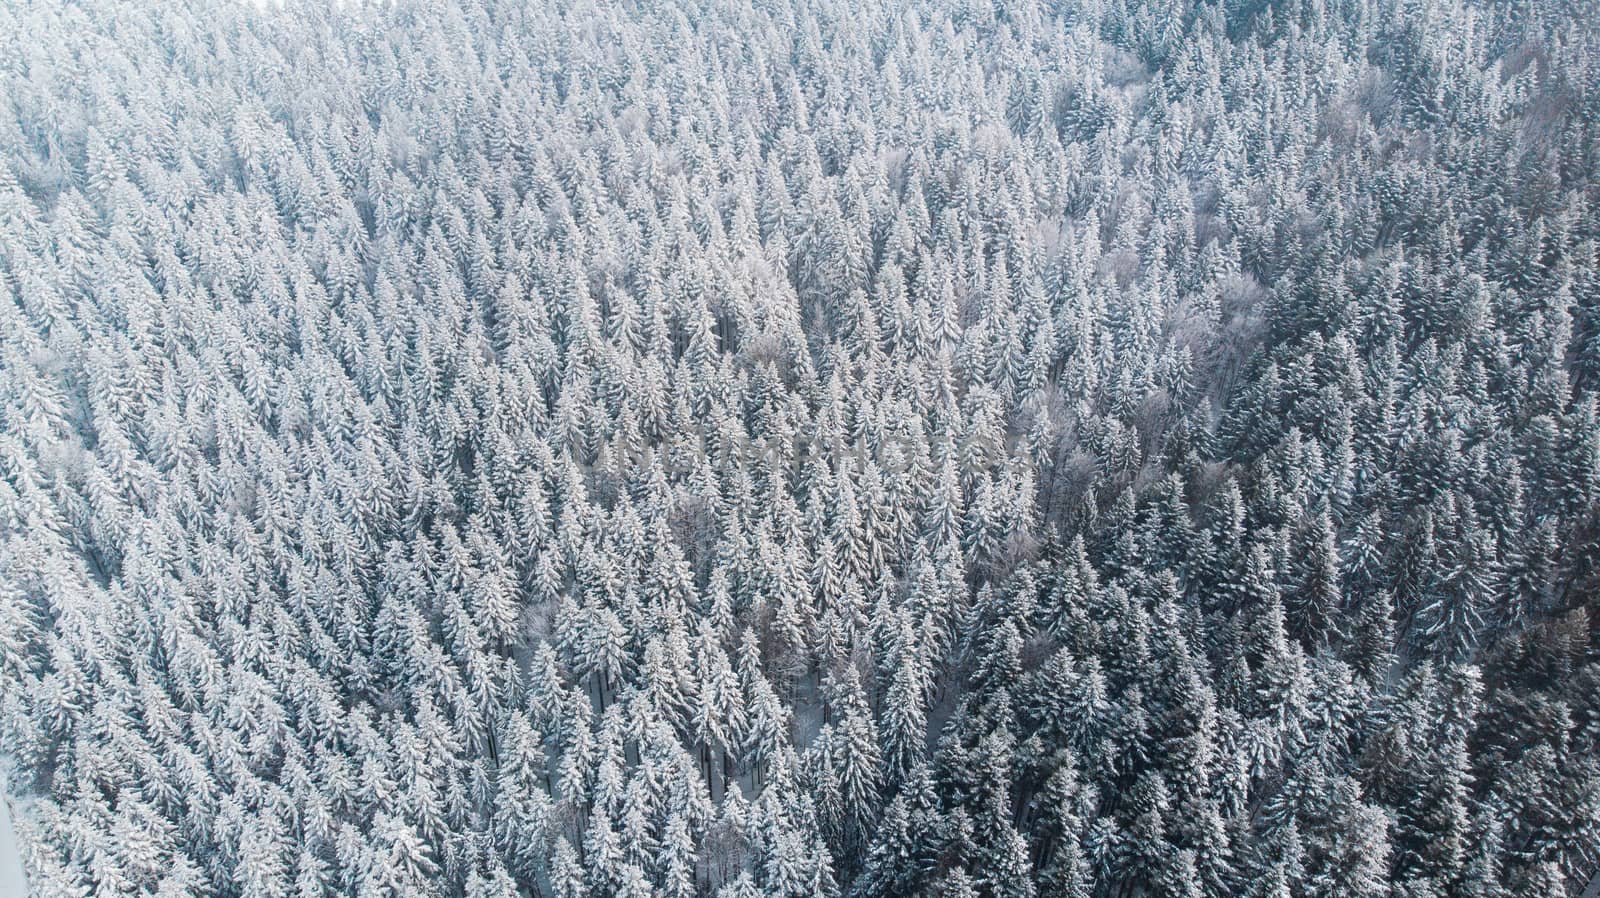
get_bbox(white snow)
[0,773,26,898]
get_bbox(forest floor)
[1581,867,1600,898]
[0,772,26,898]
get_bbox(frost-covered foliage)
[2,0,1599,896]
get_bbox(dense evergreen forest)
[1,0,1599,896]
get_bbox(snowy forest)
[1,0,1598,896]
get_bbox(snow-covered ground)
[0,774,26,898]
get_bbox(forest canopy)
[1,0,1598,897]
